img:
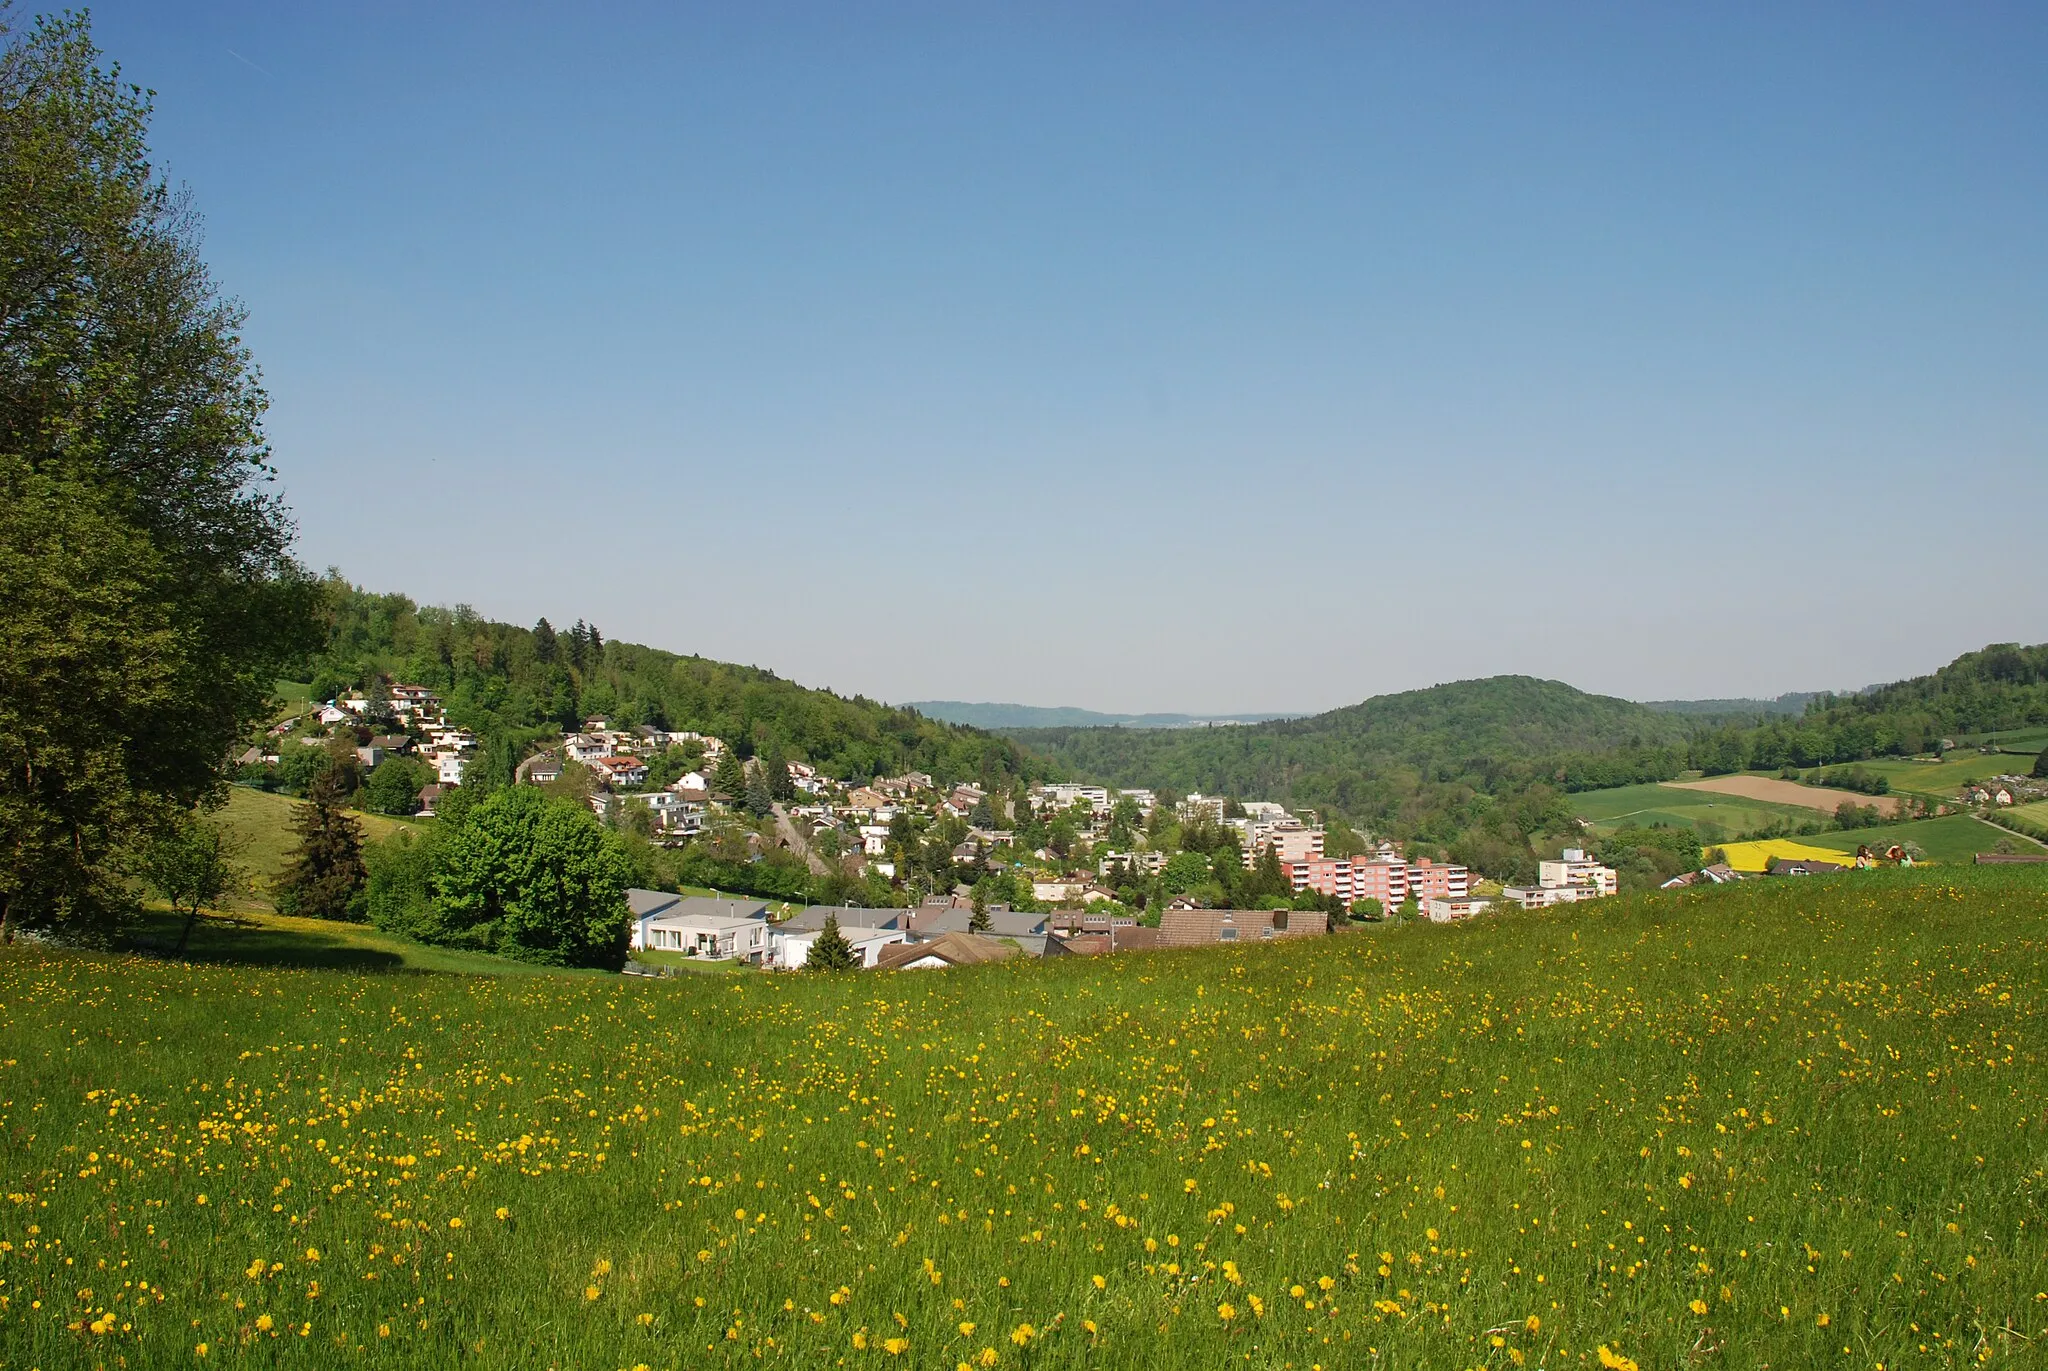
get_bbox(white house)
[1424,897,1493,923]
[317,704,353,726]
[768,926,907,970]
[639,912,767,962]
[436,754,467,785]
[564,733,613,764]
[859,825,892,856]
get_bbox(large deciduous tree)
[433,787,631,968]
[0,12,315,940]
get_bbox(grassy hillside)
[214,784,425,904]
[6,867,2046,1367]
[1569,780,1819,838]
[1008,675,1691,812]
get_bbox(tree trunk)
[176,904,199,953]
[0,890,11,945]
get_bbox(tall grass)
[3,867,2045,1367]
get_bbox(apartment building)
[1537,849,1619,897]
[1405,856,1470,902]
[1282,856,1355,902]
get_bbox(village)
[242,685,1649,973]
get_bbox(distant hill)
[1643,692,1820,718]
[305,578,1044,787]
[906,701,1303,730]
[1005,675,1692,812]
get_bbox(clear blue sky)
[85,2,2047,713]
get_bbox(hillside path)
[772,803,833,875]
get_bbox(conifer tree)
[766,749,796,803]
[712,748,746,803]
[277,766,367,920]
[969,905,992,933]
[744,763,773,818]
[806,913,859,971]
[532,617,557,664]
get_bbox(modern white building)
[768,926,907,970]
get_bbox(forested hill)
[1003,676,1692,813]
[1686,641,2048,770]
[302,578,1045,788]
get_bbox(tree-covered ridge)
[305,578,1046,788]
[1005,676,1690,813]
[1687,642,2048,773]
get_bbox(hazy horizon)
[90,2,2047,714]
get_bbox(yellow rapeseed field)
[2,865,2045,1368]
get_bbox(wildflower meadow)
[3,865,2046,1369]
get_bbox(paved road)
[772,803,834,876]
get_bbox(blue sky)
[85,2,2047,713]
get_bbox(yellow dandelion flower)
[304,1247,320,1263]
[583,1285,602,1302]
[636,1312,654,1327]
[194,1342,209,1357]
[1083,1319,1099,1335]
[959,1321,977,1336]
[377,1324,391,1339]
[883,1336,909,1355]
[255,1313,274,1332]
[592,1258,613,1277]
[1526,1315,1541,1333]
[977,1349,999,1368]
[495,1207,510,1221]
[1217,1301,1237,1321]
[448,1216,462,1229]
[1690,1299,1708,1316]
[1817,1313,1830,1327]
[1011,1322,1036,1346]
[853,1330,870,1350]
[1091,1273,1106,1290]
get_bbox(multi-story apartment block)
[1404,856,1470,902]
[1243,821,1324,868]
[1537,849,1619,897]
[1282,857,1354,902]
[1351,855,1410,909]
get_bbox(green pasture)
[1568,781,1817,838]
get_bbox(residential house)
[317,704,353,726]
[1099,850,1167,879]
[622,790,705,838]
[1031,876,1090,905]
[436,754,467,785]
[778,905,909,933]
[1157,907,1329,947]
[1423,897,1493,923]
[416,783,446,816]
[859,825,892,857]
[590,756,649,789]
[907,906,1048,938]
[845,787,888,812]
[876,931,1018,971]
[638,911,769,962]
[1765,856,1849,876]
[564,733,613,764]
[627,894,769,952]
[523,754,563,785]
[1660,863,1741,888]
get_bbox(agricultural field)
[1664,774,1906,818]
[1566,782,1817,838]
[2011,801,2048,829]
[5,869,2048,1368]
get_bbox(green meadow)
[1792,813,2040,864]
[1567,782,1816,838]
[1850,752,2044,804]
[5,867,2048,1368]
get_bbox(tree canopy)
[0,11,315,939]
